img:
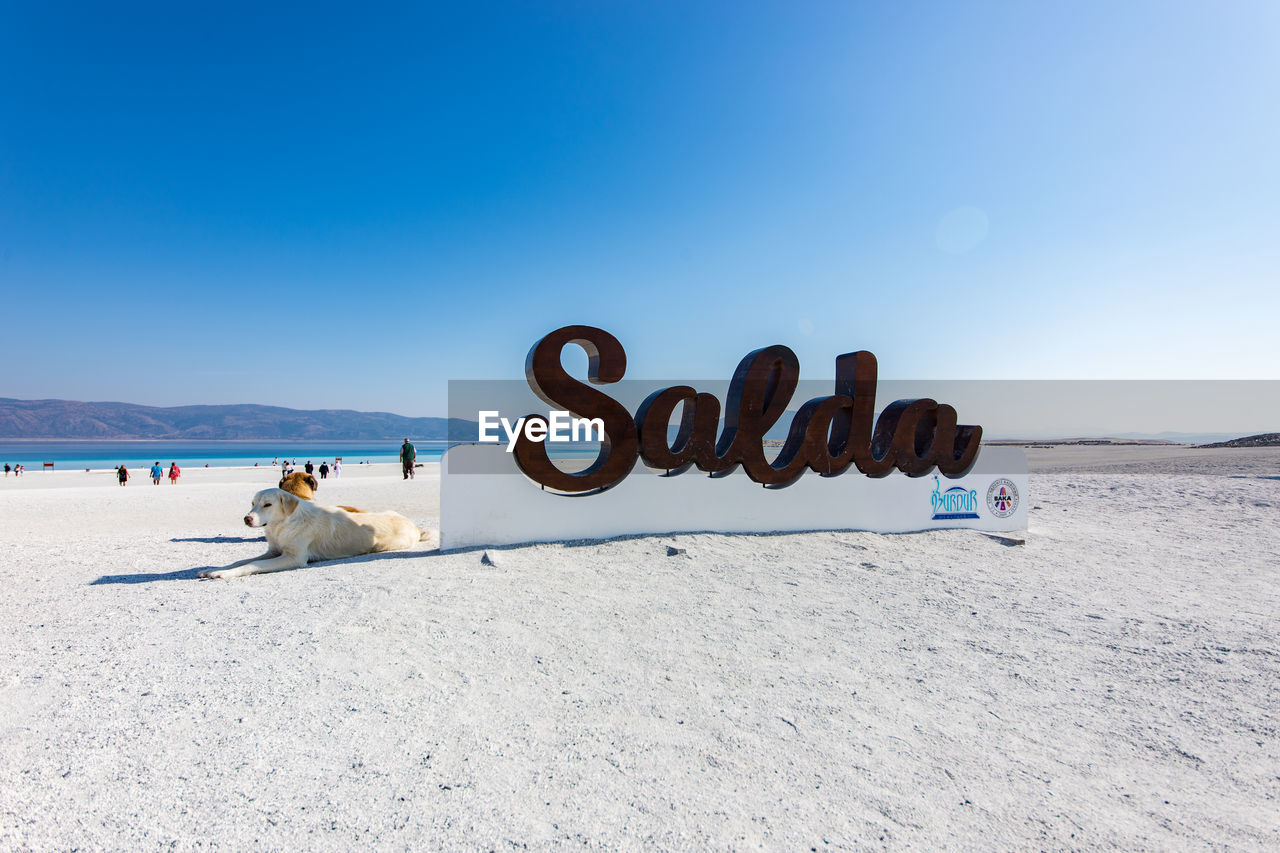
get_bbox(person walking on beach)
[304,460,314,475]
[117,465,129,486]
[400,438,416,480]
[168,462,181,484]
[150,461,163,485]
[3,463,9,477]
[318,461,329,479]
[332,459,341,478]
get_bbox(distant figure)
[304,460,314,475]
[169,463,181,484]
[3,463,9,477]
[318,461,329,479]
[14,464,22,477]
[150,461,163,485]
[272,457,279,466]
[117,465,129,486]
[332,460,342,478]
[400,438,416,480]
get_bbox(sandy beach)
[1,447,1277,849]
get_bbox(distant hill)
[1197,432,1280,449]
[0,398,477,441]
[984,437,1184,447]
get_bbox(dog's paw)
[199,568,242,580]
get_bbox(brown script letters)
[512,325,982,494]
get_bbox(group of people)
[115,462,181,486]
[6,442,422,484]
[278,459,341,479]
[270,441,417,480]
[269,440,417,480]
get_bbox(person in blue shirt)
[150,461,163,485]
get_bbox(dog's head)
[244,488,299,528]
[277,471,319,501]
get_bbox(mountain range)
[0,398,476,441]
[1197,432,1280,449]
[2,397,1272,447]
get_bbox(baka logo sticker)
[986,478,1020,518]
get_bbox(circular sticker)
[986,478,1019,518]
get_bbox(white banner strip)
[441,445,1028,550]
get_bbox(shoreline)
[1,462,412,477]
[0,437,455,442]
[2,444,1277,481]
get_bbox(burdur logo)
[986,478,1020,518]
[930,476,979,520]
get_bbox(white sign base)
[441,445,1027,550]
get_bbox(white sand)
[1,449,1277,849]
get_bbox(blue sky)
[2,1,1277,416]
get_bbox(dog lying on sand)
[198,488,431,579]
[278,471,364,513]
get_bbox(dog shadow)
[91,568,204,585]
[170,536,266,543]
[323,548,441,568]
[89,546,440,585]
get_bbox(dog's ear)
[279,491,299,516]
[305,473,318,490]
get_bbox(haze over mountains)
[0,398,475,441]
[0,397,1269,446]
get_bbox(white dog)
[198,488,430,579]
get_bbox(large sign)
[511,325,983,494]
[441,326,1027,549]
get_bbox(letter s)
[512,325,639,494]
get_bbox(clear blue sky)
[2,1,1277,416]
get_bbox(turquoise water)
[0,440,449,471]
